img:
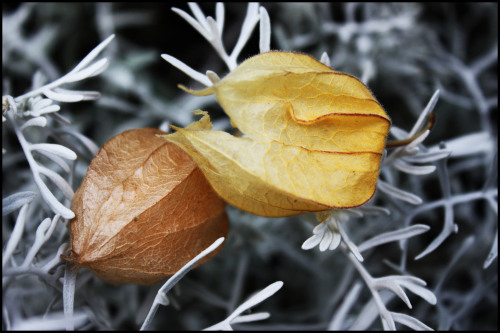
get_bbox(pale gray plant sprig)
[139,238,224,330]
[400,165,497,263]
[300,207,383,251]
[6,110,76,219]
[378,90,450,206]
[342,244,436,330]
[379,90,495,267]
[204,280,283,330]
[346,291,425,331]
[2,200,72,330]
[137,237,282,330]
[421,125,496,267]
[328,282,363,329]
[3,192,73,328]
[4,34,115,219]
[378,88,497,264]
[3,33,115,330]
[162,2,271,87]
[415,31,498,266]
[2,197,69,286]
[301,209,430,257]
[302,209,436,330]
[13,34,114,103]
[372,88,493,265]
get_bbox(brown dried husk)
[63,128,229,285]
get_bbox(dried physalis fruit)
[62,128,229,285]
[163,51,391,217]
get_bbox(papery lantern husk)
[163,51,391,217]
[63,128,229,285]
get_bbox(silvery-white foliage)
[2,2,497,331]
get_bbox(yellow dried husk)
[163,51,390,217]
